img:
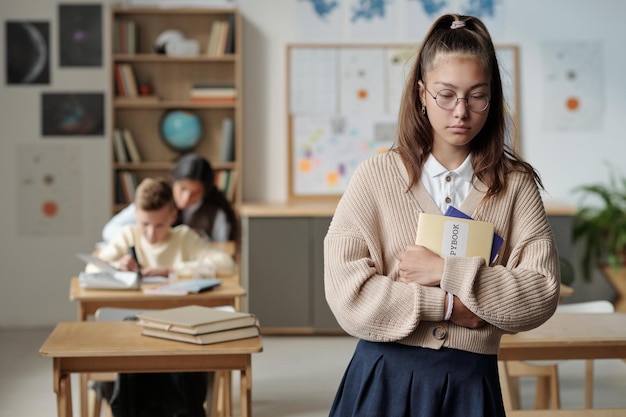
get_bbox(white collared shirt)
[420,153,474,213]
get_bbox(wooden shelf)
[110,6,243,212]
[113,99,237,109]
[114,53,237,63]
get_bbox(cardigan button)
[432,326,447,340]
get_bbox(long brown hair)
[395,14,542,198]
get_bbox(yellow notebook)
[415,213,494,264]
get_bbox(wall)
[0,0,623,327]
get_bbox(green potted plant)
[572,166,626,283]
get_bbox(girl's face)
[172,178,204,210]
[420,54,490,159]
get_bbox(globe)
[160,110,203,152]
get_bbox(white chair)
[501,300,615,410]
[89,306,235,417]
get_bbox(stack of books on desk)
[136,305,259,345]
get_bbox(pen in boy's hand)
[129,246,142,279]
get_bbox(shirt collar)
[423,153,474,183]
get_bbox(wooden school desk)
[499,312,626,411]
[69,275,246,417]
[39,321,263,417]
[70,275,246,321]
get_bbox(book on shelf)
[415,211,495,265]
[225,169,237,203]
[207,20,230,56]
[207,20,222,56]
[215,169,230,194]
[219,117,235,162]
[119,170,138,203]
[190,85,236,98]
[189,96,237,104]
[114,172,126,204]
[113,129,129,162]
[216,19,230,55]
[114,64,127,96]
[213,169,237,203]
[118,63,139,97]
[114,20,138,54]
[136,305,257,335]
[122,128,142,163]
[141,324,259,345]
[224,13,235,54]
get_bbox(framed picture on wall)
[59,4,103,67]
[286,43,521,201]
[41,92,105,136]
[5,21,50,85]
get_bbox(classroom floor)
[2,328,626,416]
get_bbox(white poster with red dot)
[541,40,604,131]
[17,144,81,236]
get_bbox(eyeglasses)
[424,86,490,113]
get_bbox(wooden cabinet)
[240,204,342,333]
[109,7,242,212]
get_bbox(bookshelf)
[109,7,242,214]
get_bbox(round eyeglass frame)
[423,86,490,113]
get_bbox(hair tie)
[451,20,465,29]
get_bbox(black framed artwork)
[41,92,105,136]
[6,21,50,85]
[59,4,102,67]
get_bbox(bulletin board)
[286,43,519,202]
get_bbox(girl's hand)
[397,245,444,286]
[450,296,485,328]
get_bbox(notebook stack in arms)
[136,305,260,345]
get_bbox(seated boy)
[89,177,234,416]
[91,177,235,278]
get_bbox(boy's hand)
[117,254,139,272]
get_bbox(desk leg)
[80,373,88,417]
[54,363,73,417]
[223,371,232,417]
[240,359,252,417]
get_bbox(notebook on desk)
[76,253,140,290]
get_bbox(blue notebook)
[444,206,504,265]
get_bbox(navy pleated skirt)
[329,340,506,417]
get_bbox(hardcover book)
[444,206,504,264]
[141,324,259,345]
[415,212,494,264]
[136,305,257,335]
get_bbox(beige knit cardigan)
[324,151,560,355]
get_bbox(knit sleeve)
[441,173,561,333]
[324,157,446,342]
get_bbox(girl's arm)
[102,203,136,243]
